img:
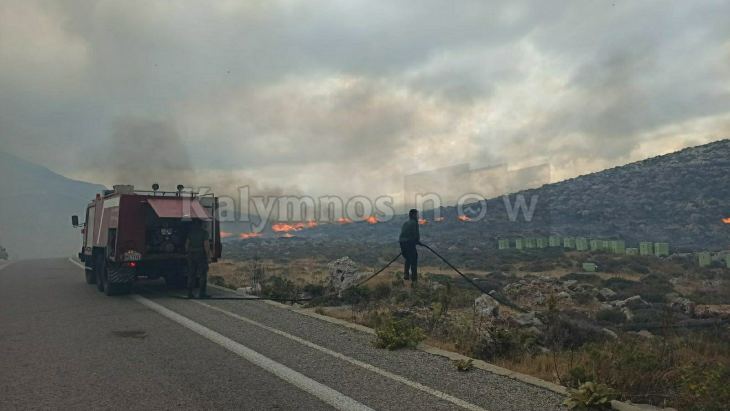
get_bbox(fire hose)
[172,244,523,311]
[169,252,403,302]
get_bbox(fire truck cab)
[72,184,222,295]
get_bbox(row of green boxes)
[498,237,728,269]
[497,236,670,257]
[696,252,730,268]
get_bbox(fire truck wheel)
[95,255,106,293]
[84,261,96,285]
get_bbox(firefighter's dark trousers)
[187,252,209,297]
[399,241,418,281]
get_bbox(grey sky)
[1,0,729,200]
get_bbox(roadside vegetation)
[211,248,730,410]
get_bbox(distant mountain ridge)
[469,138,730,250]
[0,151,106,259]
[226,139,730,252]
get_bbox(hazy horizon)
[2,1,729,201]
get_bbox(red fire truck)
[72,184,222,295]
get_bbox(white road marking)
[132,295,373,411]
[68,258,85,269]
[0,261,12,271]
[195,300,490,411]
[67,258,486,410]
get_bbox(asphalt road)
[0,258,565,410]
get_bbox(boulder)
[622,307,634,321]
[514,311,543,327]
[327,257,367,292]
[602,328,618,339]
[474,294,500,318]
[556,291,571,299]
[562,280,578,288]
[598,288,617,301]
[635,329,654,339]
[616,295,649,310]
[667,294,696,316]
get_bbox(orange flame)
[220,231,234,239]
[239,232,262,239]
[365,216,379,224]
[457,215,471,222]
[272,223,299,232]
[723,217,730,224]
[418,218,427,225]
[271,220,318,232]
[336,217,353,224]
[304,219,318,228]
[434,217,445,222]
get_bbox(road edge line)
[132,294,373,411]
[263,301,647,410]
[195,300,489,411]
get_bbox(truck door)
[84,205,96,256]
[198,196,221,261]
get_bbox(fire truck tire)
[95,255,105,293]
[84,261,96,284]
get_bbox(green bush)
[303,284,325,297]
[370,283,391,300]
[564,382,616,410]
[677,363,730,411]
[373,315,425,350]
[473,326,538,361]
[260,276,299,300]
[341,285,371,305]
[453,358,474,372]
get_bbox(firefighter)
[186,219,211,298]
[399,209,423,283]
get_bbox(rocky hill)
[477,138,730,250]
[225,139,730,254]
[0,152,106,259]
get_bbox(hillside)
[225,139,730,257]
[0,152,106,259]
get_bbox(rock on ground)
[474,294,500,318]
[327,256,368,293]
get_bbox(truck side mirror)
[71,215,79,227]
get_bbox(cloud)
[1,0,729,202]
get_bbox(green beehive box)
[698,252,711,267]
[563,237,575,249]
[726,254,730,269]
[515,238,524,250]
[575,237,588,251]
[549,235,561,247]
[639,242,654,256]
[626,247,639,256]
[654,242,670,257]
[582,262,597,272]
[498,239,510,250]
[610,240,626,254]
[536,237,548,248]
[590,239,601,251]
[525,237,536,249]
